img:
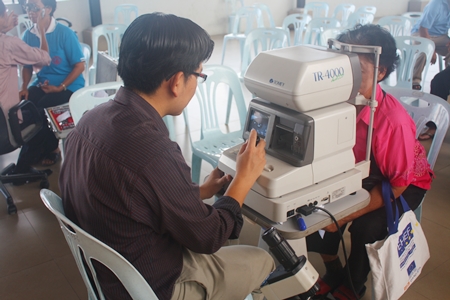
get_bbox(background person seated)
[306,24,433,300]
[19,0,85,166]
[0,0,55,176]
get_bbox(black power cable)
[313,206,360,300]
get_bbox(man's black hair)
[118,12,214,95]
[337,24,399,81]
[41,0,56,17]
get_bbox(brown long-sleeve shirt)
[59,87,243,300]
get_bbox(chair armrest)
[56,17,73,28]
[8,100,43,145]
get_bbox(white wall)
[54,0,413,40]
[323,0,410,18]
[53,0,91,40]
[99,0,294,36]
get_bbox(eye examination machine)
[218,41,382,299]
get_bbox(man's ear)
[168,71,185,97]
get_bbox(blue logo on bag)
[398,223,414,256]
[407,260,417,277]
[398,223,416,268]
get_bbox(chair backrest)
[319,27,348,47]
[114,4,139,25]
[252,3,276,28]
[394,36,435,90]
[304,2,329,18]
[281,13,311,45]
[332,3,355,27]
[184,65,247,141]
[383,87,450,169]
[377,16,412,37]
[356,6,377,15]
[230,6,263,35]
[240,28,289,76]
[39,189,159,300]
[89,24,127,85]
[346,11,374,27]
[69,81,123,125]
[80,43,91,85]
[304,17,341,45]
[0,100,42,155]
[402,12,423,28]
[16,14,33,37]
[228,0,245,14]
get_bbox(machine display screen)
[248,109,270,138]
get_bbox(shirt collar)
[356,84,384,127]
[30,17,57,37]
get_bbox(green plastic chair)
[304,17,341,45]
[383,87,450,221]
[88,24,127,85]
[183,65,247,183]
[281,13,311,46]
[331,3,355,27]
[114,4,138,25]
[304,2,329,18]
[377,16,412,37]
[40,189,159,300]
[394,36,435,90]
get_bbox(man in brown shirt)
[59,13,274,300]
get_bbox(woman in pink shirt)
[306,24,433,300]
[0,0,56,175]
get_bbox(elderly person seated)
[306,24,434,300]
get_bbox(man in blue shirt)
[411,0,450,90]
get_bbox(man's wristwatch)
[61,83,67,91]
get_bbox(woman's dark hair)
[41,0,56,17]
[118,12,214,95]
[0,1,6,16]
[337,24,399,81]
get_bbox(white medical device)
[218,42,380,223]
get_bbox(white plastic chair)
[16,14,33,37]
[69,81,123,125]
[114,4,139,25]
[183,65,247,183]
[402,12,423,28]
[319,27,348,47]
[281,13,311,46]
[240,28,289,77]
[252,3,276,28]
[377,16,412,37]
[221,6,263,65]
[88,24,127,85]
[304,2,329,18]
[80,43,91,85]
[356,6,377,15]
[39,189,159,300]
[332,3,355,27]
[304,17,341,45]
[346,11,374,27]
[382,87,450,221]
[69,82,176,140]
[393,36,435,90]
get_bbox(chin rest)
[0,100,50,214]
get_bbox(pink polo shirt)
[354,84,433,190]
[0,33,50,121]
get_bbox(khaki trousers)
[412,33,450,84]
[171,245,275,300]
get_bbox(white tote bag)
[365,181,430,300]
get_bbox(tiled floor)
[1,31,449,300]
